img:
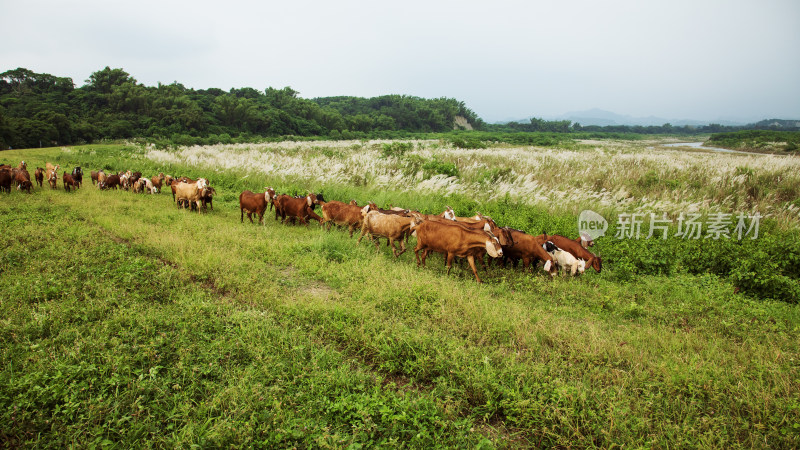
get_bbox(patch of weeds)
[478,167,512,184]
[422,158,459,178]
[449,137,486,149]
[735,166,755,178]
[621,301,646,320]
[402,154,427,176]
[314,234,356,263]
[637,170,660,189]
[381,142,413,158]
[320,147,344,158]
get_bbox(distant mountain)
[560,108,634,126]
[754,119,800,130]
[556,109,755,127]
[497,109,750,127]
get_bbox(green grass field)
[1,144,799,448]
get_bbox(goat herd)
[0,161,96,193]
[2,159,602,283]
[243,190,602,283]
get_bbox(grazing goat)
[99,174,121,190]
[72,167,84,187]
[321,200,372,237]
[198,186,215,211]
[142,178,158,194]
[266,187,277,211]
[174,179,208,213]
[150,174,164,193]
[13,169,33,193]
[275,193,322,225]
[45,163,60,189]
[440,206,482,222]
[410,215,503,283]
[546,235,602,273]
[358,209,413,257]
[63,172,79,192]
[544,241,585,276]
[239,190,272,224]
[0,169,12,193]
[578,232,595,249]
[35,168,44,187]
[499,229,554,274]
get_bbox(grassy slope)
[1,145,799,448]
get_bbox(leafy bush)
[449,137,486,149]
[422,158,459,178]
[707,130,800,151]
[381,142,413,158]
[600,225,800,303]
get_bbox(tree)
[1,66,500,145]
[1,68,74,96]
[86,67,136,94]
[264,87,299,109]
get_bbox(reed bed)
[145,139,800,224]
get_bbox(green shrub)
[381,142,413,158]
[449,137,486,149]
[637,170,660,189]
[422,158,459,178]
[600,222,800,303]
[707,130,800,151]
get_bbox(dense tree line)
[0,67,484,149]
[2,67,795,150]
[707,130,800,151]
[314,95,484,134]
[487,116,769,135]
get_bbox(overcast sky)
[2,0,798,123]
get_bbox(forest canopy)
[1,67,796,150]
[0,67,484,149]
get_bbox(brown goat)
[240,190,270,224]
[321,201,372,237]
[34,168,44,187]
[276,193,322,225]
[0,169,13,193]
[62,172,79,192]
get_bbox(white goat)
[140,177,158,194]
[544,241,586,276]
